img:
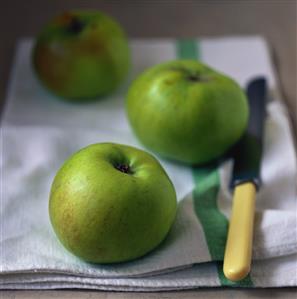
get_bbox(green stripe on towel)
[175,39,253,287]
[192,168,253,287]
[192,168,227,261]
[176,39,199,60]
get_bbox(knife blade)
[223,77,267,281]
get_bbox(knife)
[223,77,267,281]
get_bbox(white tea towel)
[1,36,296,290]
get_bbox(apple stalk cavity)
[187,74,211,82]
[115,163,133,175]
[68,17,84,34]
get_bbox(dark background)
[0,0,296,137]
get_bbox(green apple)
[49,143,177,263]
[32,10,130,100]
[126,60,249,165]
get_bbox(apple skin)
[49,143,177,263]
[32,10,130,100]
[126,60,249,165]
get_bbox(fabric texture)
[0,37,296,291]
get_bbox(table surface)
[0,1,296,298]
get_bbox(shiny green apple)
[126,60,249,165]
[32,10,130,100]
[49,143,177,263]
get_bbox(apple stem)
[68,17,84,34]
[188,75,200,81]
[115,164,132,175]
[169,67,211,82]
[187,74,210,82]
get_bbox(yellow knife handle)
[223,182,256,281]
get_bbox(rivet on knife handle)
[223,182,256,281]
